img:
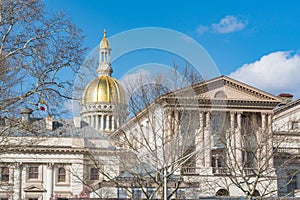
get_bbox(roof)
[274,98,300,115]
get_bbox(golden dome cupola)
[97,29,113,77]
[81,30,127,134]
[82,76,126,105]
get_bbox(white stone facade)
[2,76,300,199]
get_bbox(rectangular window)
[176,189,185,199]
[28,166,39,179]
[118,188,127,198]
[147,188,156,199]
[132,188,142,198]
[1,167,9,182]
[90,168,99,180]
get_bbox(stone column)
[196,111,205,168]
[262,113,266,131]
[229,112,236,166]
[163,108,172,141]
[93,115,96,129]
[105,115,110,131]
[259,112,267,168]
[101,114,104,131]
[46,163,54,200]
[12,162,22,200]
[236,112,243,166]
[95,115,99,130]
[204,111,211,168]
[116,116,120,128]
[168,110,173,139]
[111,115,115,131]
[88,115,91,126]
[174,110,179,134]
[267,113,273,168]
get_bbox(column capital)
[230,111,236,115]
[47,163,54,169]
[13,162,23,169]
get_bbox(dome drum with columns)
[81,30,128,134]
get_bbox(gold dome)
[100,29,110,49]
[82,75,126,105]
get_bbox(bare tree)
[0,0,86,121]
[0,0,85,197]
[211,112,300,199]
[69,63,204,199]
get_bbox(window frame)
[27,166,39,180]
[117,188,127,199]
[57,167,66,183]
[1,166,9,182]
[132,188,142,199]
[90,167,99,181]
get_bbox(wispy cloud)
[197,15,248,35]
[230,51,300,98]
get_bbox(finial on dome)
[103,29,107,38]
[100,29,110,49]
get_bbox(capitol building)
[1,31,300,200]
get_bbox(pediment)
[171,76,283,103]
[24,185,46,192]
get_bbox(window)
[147,188,157,199]
[176,189,185,199]
[57,167,66,182]
[244,150,256,168]
[214,91,227,99]
[90,168,99,180]
[132,188,142,198]
[28,166,38,179]
[118,188,127,198]
[1,167,9,182]
[212,150,227,174]
[216,189,229,196]
[291,121,299,130]
[253,190,260,197]
[287,172,298,195]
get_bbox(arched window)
[253,189,260,196]
[214,91,227,99]
[58,167,66,182]
[216,189,229,196]
[101,52,104,62]
[1,167,9,182]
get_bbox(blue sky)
[45,0,300,98]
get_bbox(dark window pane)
[90,168,99,180]
[28,166,39,179]
[58,167,66,182]
[1,167,9,182]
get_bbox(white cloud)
[230,51,300,98]
[197,25,209,35]
[197,15,248,34]
[120,69,154,94]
